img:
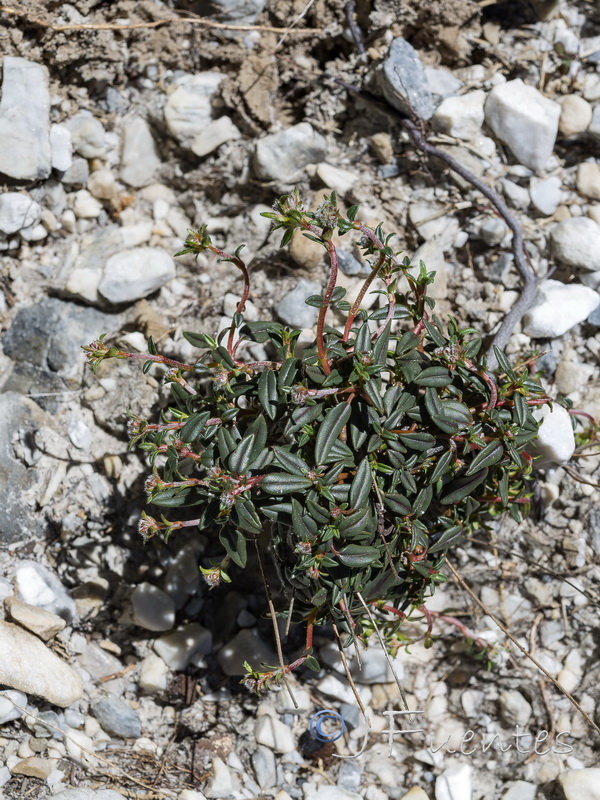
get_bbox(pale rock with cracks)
[559,769,600,800]
[0,57,51,181]
[14,561,76,621]
[432,90,486,140]
[0,193,42,235]
[204,757,234,799]
[254,122,327,181]
[50,124,73,172]
[98,247,176,304]
[435,764,472,800]
[531,403,576,467]
[316,162,358,195]
[4,596,66,641]
[522,279,600,338]
[484,79,561,170]
[164,72,225,147]
[130,582,175,632]
[255,713,296,753]
[558,94,593,137]
[0,621,83,707]
[65,111,107,159]
[190,116,241,157]
[529,175,563,216]
[549,217,600,271]
[576,162,600,201]
[120,116,161,188]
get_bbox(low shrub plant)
[83,189,551,697]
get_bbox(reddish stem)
[342,253,386,344]
[314,238,339,374]
[123,352,194,371]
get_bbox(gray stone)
[337,760,363,793]
[0,620,83,707]
[522,279,600,338]
[217,628,278,676]
[15,561,76,622]
[0,393,52,542]
[501,781,537,800]
[338,702,362,731]
[77,643,123,681]
[498,690,532,727]
[276,279,322,329]
[0,193,42,235]
[65,224,125,303]
[337,249,367,276]
[0,57,51,181]
[60,157,90,187]
[50,124,73,172]
[252,744,277,788]
[120,116,160,188]
[587,507,600,556]
[530,175,562,216]
[190,115,241,157]
[2,297,119,379]
[91,696,142,738]
[485,79,560,171]
[550,217,600,271]
[254,123,327,181]
[209,0,267,22]
[65,112,107,158]
[501,179,530,210]
[0,689,28,724]
[5,596,66,641]
[379,38,435,120]
[153,622,212,670]
[131,582,175,631]
[98,247,176,304]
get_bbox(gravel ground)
[0,1,599,798]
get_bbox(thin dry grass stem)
[468,535,600,608]
[253,537,298,709]
[356,591,415,722]
[274,0,318,49]
[284,591,295,638]
[0,696,177,798]
[332,620,368,719]
[563,464,600,489]
[0,5,322,34]
[445,557,600,738]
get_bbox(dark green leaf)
[384,493,412,516]
[430,449,454,484]
[272,446,309,474]
[314,403,351,465]
[513,393,527,428]
[180,411,210,443]
[219,526,247,568]
[183,331,217,349]
[466,440,504,475]
[260,473,313,494]
[350,458,372,509]
[338,544,381,568]
[398,432,436,451]
[440,468,489,504]
[258,370,278,420]
[428,526,464,554]
[414,366,452,387]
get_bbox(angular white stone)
[164,73,224,143]
[255,714,295,753]
[66,112,106,158]
[522,279,600,338]
[131,582,175,632]
[73,189,103,219]
[254,122,327,181]
[550,217,600,271]
[190,115,241,157]
[0,57,51,180]
[15,561,76,621]
[531,403,576,467]
[559,769,600,800]
[559,95,592,137]
[98,247,176,304]
[530,175,562,216]
[120,116,161,188]
[498,689,532,726]
[0,621,83,707]
[316,162,357,195]
[433,90,486,140]
[576,162,600,201]
[0,690,28,724]
[204,756,234,799]
[5,596,66,641]
[485,79,560,170]
[50,124,73,172]
[139,653,170,693]
[435,763,472,800]
[0,194,42,235]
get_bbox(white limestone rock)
[15,561,76,621]
[522,280,600,338]
[255,714,295,753]
[153,622,212,670]
[576,162,600,201]
[0,57,51,181]
[484,79,560,170]
[50,124,73,172]
[0,690,28,724]
[559,95,593,137]
[0,194,42,235]
[435,763,472,800]
[550,217,600,271]
[204,757,234,799]
[98,247,176,304]
[65,112,106,158]
[164,73,224,146]
[0,621,83,707]
[190,116,241,157]
[4,596,66,641]
[316,162,358,195]
[498,690,533,727]
[379,37,435,120]
[531,403,576,467]
[254,122,327,181]
[559,769,600,800]
[138,653,170,693]
[432,90,486,140]
[530,175,563,216]
[120,116,161,188]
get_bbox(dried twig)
[0,5,322,35]
[274,0,318,50]
[445,557,600,737]
[344,1,366,55]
